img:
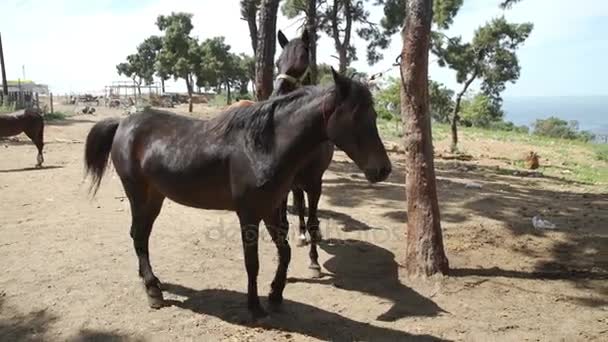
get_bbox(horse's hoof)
[249,306,268,321]
[146,286,165,309]
[296,235,308,247]
[147,295,165,309]
[310,230,323,243]
[309,266,322,279]
[268,292,283,311]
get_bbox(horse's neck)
[273,96,330,163]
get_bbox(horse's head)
[273,29,311,96]
[325,68,392,183]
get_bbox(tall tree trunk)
[450,69,478,152]
[306,0,318,83]
[338,49,348,73]
[226,80,232,105]
[330,0,352,74]
[242,0,259,55]
[401,0,449,277]
[186,75,193,113]
[0,33,8,97]
[255,0,280,100]
[161,78,165,94]
[450,95,462,152]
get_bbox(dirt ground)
[1,104,606,341]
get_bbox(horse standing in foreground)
[0,107,45,167]
[84,70,391,318]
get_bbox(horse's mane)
[209,85,325,149]
[206,85,330,186]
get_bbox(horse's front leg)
[237,211,266,319]
[263,209,291,311]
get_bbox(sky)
[1,0,607,96]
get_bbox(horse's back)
[228,100,255,109]
[0,110,41,137]
[111,109,236,209]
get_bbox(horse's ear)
[278,30,289,49]
[331,67,350,99]
[301,28,310,45]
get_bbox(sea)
[503,96,608,142]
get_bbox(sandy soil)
[1,104,606,341]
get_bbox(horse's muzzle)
[364,165,392,183]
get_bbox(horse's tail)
[84,118,120,195]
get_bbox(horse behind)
[84,69,391,319]
[0,107,45,167]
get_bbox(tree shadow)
[323,160,405,209]
[45,118,97,126]
[289,238,445,322]
[0,165,64,173]
[326,154,608,305]
[67,329,145,342]
[0,298,57,342]
[434,161,608,304]
[164,284,447,341]
[0,298,144,342]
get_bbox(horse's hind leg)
[306,181,323,278]
[292,188,307,247]
[24,123,44,167]
[125,183,165,308]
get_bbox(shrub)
[488,120,529,134]
[533,116,595,141]
[594,144,608,162]
[44,111,68,121]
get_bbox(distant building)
[0,80,49,109]
[1,80,49,94]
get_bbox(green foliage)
[155,12,200,88]
[532,117,596,142]
[44,111,68,121]
[116,35,162,91]
[0,102,15,114]
[487,120,529,134]
[196,37,254,103]
[373,77,455,124]
[459,93,503,127]
[284,0,386,66]
[317,63,366,85]
[281,0,306,19]
[594,144,608,162]
[374,77,400,122]
[429,80,454,123]
[435,17,533,98]
[500,0,523,9]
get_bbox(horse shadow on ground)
[44,117,97,127]
[288,238,446,322]
[164,283,447,342]
[0,165,64,173]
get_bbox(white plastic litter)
[465,182,483,189]
[532,216,557,230]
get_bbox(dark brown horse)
[274,29,336,278]
[0,107,45,167]
[84,70,391,319]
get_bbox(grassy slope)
[379,120,608,186]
